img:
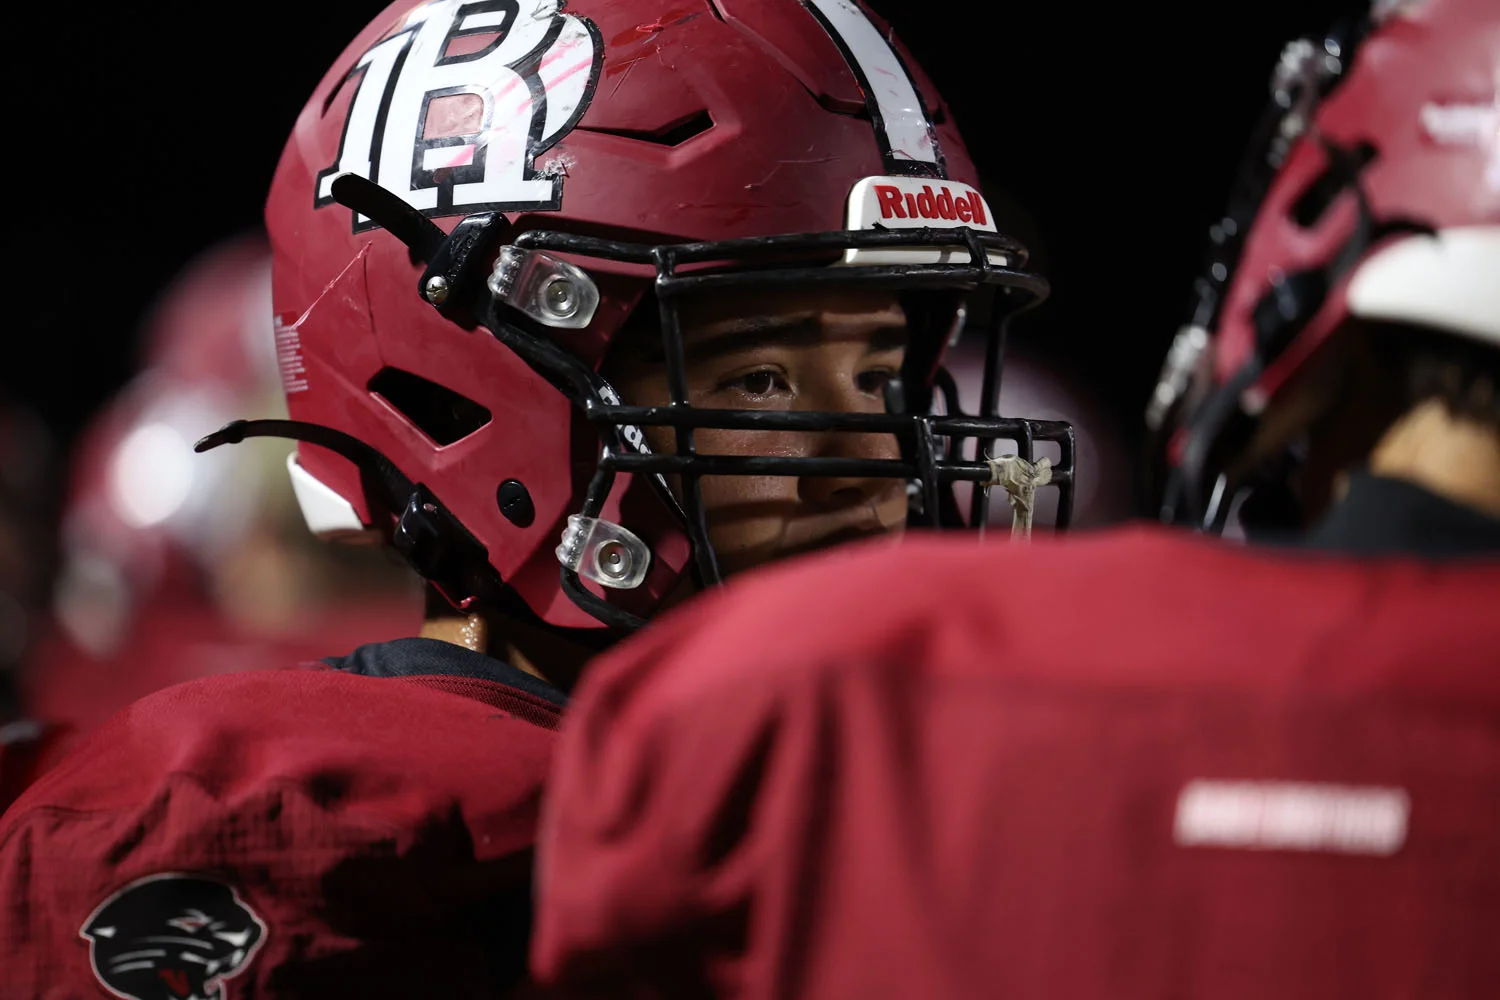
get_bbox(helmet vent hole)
[368,367,492,446]
[1290,140,1378,229]
[577,109,715,148]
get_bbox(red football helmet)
[230,0,1074,634]
[1149,0,1500,529]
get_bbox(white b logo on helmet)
[316,0,602,229]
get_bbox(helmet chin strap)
[213,176,668,632]
[333,172,673,630]
[195,419,510,618]
[197,417,650,637]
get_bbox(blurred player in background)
[528,2,1500,998]
[16,233,422,761]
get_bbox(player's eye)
[856,368,898,395]
[720,368,791,400]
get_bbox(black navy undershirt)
[324,637,568,708]
[1300,472,1500,558]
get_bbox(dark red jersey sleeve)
[1,663,561,998]
[531,528,1500,1000]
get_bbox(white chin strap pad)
[286,452,370,540]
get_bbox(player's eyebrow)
[640,316,909,364]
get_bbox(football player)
[20,232,422,752]
[529,2,1500,997]
[0,1,1069,995]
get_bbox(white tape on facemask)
[985,455,1052,541]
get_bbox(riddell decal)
[841,175,998,265]
[846,176,995,233]
[873,183,987,224]
[80,873,268,1000]
[316,0,604,230]
[594,382,649,454]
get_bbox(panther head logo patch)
[80,873,266,1000]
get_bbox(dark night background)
[1,0,1350,504]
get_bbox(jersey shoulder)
[534,528,1500,992]
[583,525,1500,708]
[0,643,561,996]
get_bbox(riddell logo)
[874,184,988,225]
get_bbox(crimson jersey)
[531,481,1500,1000]
[0,638,564,999]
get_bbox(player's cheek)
[696,431,801,521]
[700,495,794,574]
[696,430,802,559]
[660,425,806,534]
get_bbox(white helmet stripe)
[803,0,940,174]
